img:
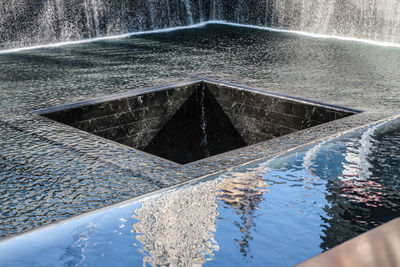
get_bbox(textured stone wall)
[44,84,197,150]
[142,84,246,164]
[206,82,351,145]
[42,80,355,164]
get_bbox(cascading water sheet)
[1,0,400,49]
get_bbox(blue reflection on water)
[1,121,400,266]
[210,160,329,266]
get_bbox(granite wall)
[42,80,355,164]
[206,81,352,145]
[44,83,198,151]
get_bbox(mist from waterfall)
[1,0,400,49]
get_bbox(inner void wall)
[40,81,356,164]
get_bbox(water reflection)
[304,124,400,250]
[132,179,221,266]
[263,122,400,252]
[339,126,376,181]
[1,123,400,266]
[123,124,400,263]
[131,168,270,264]
[217,171,269,257]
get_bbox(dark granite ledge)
[1,79,385,187]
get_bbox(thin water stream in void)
[200,83,210,157]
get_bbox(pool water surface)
[1,119,399,266]
[0,23,400,265]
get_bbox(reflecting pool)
[1,119,399,266]
[1,23,400,239]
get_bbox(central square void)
[39,80,357,164]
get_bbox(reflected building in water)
[132,178,221,266]
[132,167,269,265]
[217,170,269,258]
[302,128,400,251]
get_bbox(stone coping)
[1,79,383,188]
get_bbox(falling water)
[183,0,194,25]
[200,84,210,157]
[83,0,103,37]
[260,0,400,43]
[210,0,221,20]
[198,0,204,22]
[0,0,200,49]
[1,0,400,49]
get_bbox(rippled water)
[0,122,399,266]
[1,24,400,110]
[0,122,158,237]
[1,24,400,239]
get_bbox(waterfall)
[1,0,400,49]
[0,0,202,49]
[183,0,194,25]
[234,0,248,24]
[198,0,204,22]
[83,0,103,37]
[210,0,222,20]
[259,0,400,43]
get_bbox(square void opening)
[39,80,358,164]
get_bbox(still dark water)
[1,24,400,244]
[0,122,399,266]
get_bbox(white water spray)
[2,20,400,55]
[2,0,400,49]
[183,0,194,25]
